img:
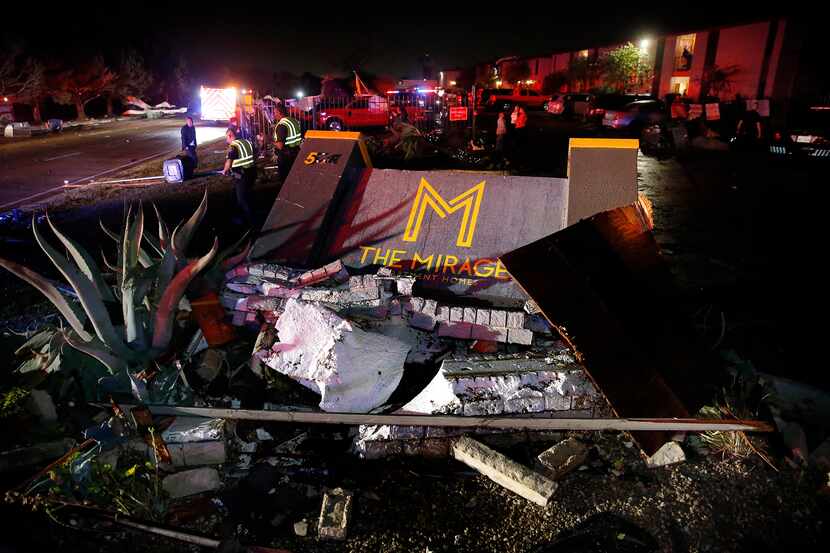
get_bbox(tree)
[568,55,599,92]
[171,56,190,106]
[107,50,153,116]
[503,61,531,87]
[1,43,47,121]
[601,43,652,93]
[52,56,115,121]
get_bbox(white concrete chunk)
[645,441,686,468]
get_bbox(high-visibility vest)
[276,117,302,147]
[230,139,254,169]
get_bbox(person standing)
[495,111,507,154]
[221,128,257,227]
[180,116,198,167]
[273,103,303,182]
[513,106,528,163]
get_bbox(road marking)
[43,151,81,162]
[0,148,175,211]
[0,134,225,212]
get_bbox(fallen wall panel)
[500,203,716,455]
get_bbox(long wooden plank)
[114,404,772,433]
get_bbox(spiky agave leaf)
[171,188,208,260]
[121,204,147,347]
[152,203,170,251]
[151,237,218,352]
[0,256,92,342]
[31,218,132,360]
[46,213,116,303]
[63,331,129,374]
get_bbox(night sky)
[8,9,788,81]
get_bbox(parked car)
[316,95,389,130]
[601,99,666,134]
[482,88,548,111]
[587,94,654,124]
[545,93,594,117]
[769,104,830,161]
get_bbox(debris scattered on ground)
[645,441,687,468]
[537,437,589,480]
[451,435,557,508]
[318,487,354,540]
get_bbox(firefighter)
[221,128,257,227]
[273,103,302,181]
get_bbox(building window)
[674,34,696,72]
[579,49,589,59]
[670,76,690,95]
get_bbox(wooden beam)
[111,404,773,433]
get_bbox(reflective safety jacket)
[275,116,302,147]
[230,139,254,169]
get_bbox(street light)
[296,90,304,99]
[639,38,651,50]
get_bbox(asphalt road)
[0,117,226,210]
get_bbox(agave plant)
[0,189,248,397]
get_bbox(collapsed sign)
[253,133,639,304]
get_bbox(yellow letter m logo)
[403,178,486,248]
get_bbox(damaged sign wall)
[252,133,639,304]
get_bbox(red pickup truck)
[481,88,548,111]
[316,96,389,130]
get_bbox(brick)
[435,305,450,321]
[261,281,302,298]
[463,307,477,323]
[395,278,415,296]
[318,488,353,540]
[422,299,438,316]
[537,438,588,480]
[506,311,527,329]
[475,309,491,326]
[410,297,425,312]
[471,325,508,343]
[507,328,534,345]
[490,310,507,327]
[451,437,557,507]
[409,311,437,331]
[450,306,464,322]
[462,398,504,416]
[524,299,542,314]
[437,321,473,339]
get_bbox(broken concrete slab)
[401,353,596,417]
[318,487,353,541]
[258,299,410,413]
[645,441,686,468]
[451,436,557,507]
[537,437,588,480]
[162,467,221,499]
